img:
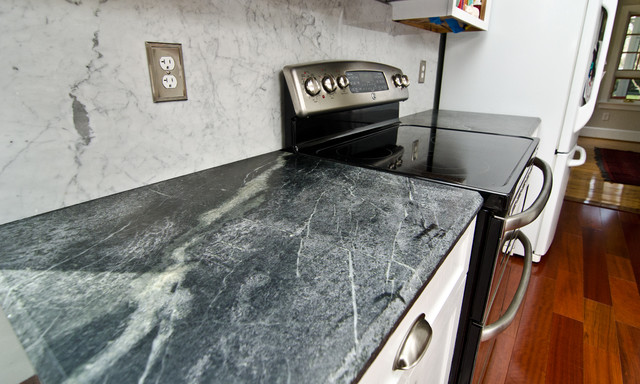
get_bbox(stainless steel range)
[282,60,552,383]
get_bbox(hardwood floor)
[565,137,640,214]
[478,200,640,384]
[476,137,640,383]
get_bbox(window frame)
[611,13,640,100]
[599,4,640,110]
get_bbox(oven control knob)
[304,77,321,96]
[393,74,404,88]
[401,75,410,88]
[322,75,337,93]
[337,75,350,89]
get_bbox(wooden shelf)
[391,0,491,33]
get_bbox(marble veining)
[0,0,439,225]
[0,151,482,383]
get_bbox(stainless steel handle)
[503,157,553,232]
[394,314,433,370]
[481,231,532,341]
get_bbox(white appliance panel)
[441,0,617,259]
[523,147,586,260]
[441,0,588,164]
[558,0,618,153]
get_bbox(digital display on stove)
[345,71,389,93]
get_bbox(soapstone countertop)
[0,151,482,384]
[400,109,541,137]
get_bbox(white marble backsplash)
[0,0,439,225]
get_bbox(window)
[612,14,640,100]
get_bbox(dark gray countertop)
[401,109,540,137]
[0,151,482,384]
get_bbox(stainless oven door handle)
[481,231,532,342]
[503,157,553,232]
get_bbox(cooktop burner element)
[312,124,534,196]
[335,144,404,168]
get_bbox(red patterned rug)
[594,147,640,186]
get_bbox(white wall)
[0,0,439,225]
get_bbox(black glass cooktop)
[303,124,538,201]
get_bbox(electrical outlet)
[162,74,178,89]
[418,60,426,84]
[145,42,187,102]
[602,112,610,121]
[159,56,175,71]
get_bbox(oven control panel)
[283,60,409,117]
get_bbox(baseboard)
[581,126,640,143]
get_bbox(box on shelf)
[391,0,491,33]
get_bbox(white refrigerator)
[440,0,617,261]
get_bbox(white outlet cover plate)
[418,60,426,84]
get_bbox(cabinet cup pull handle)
[393,314,433,371]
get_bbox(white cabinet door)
[359,218,475,384]
[404,278,466,384]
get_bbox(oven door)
[470,157,552,383]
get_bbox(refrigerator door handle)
[568,145,587,167]
[503,157,553,232]
[481,231,532,342]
